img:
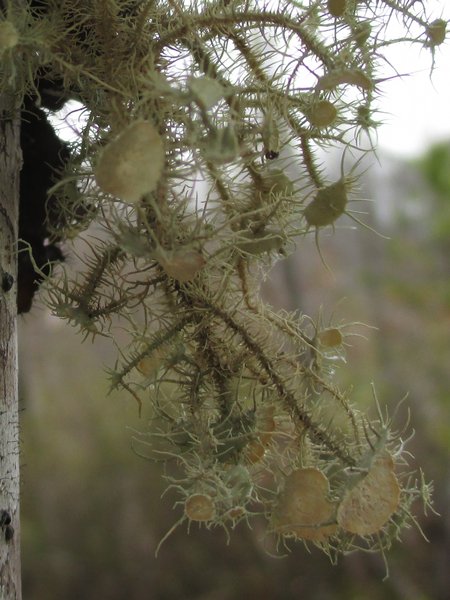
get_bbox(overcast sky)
[375,2,449,157]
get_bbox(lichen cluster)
[2,0,444,558]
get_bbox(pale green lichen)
[12,0,442,561]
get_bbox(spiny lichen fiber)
[1,0,443,558]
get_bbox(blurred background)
[19,13,450,598]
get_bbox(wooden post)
[0,90,22,599]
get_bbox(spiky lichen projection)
[185,493,216,522]
[95,121,165,203]
[0,20,19,53]
[426,19,447,47]
[271,468,338,542]
[307,99,338,128]
[12,0,443,560]
[317,328,343,348]
[304,179,348,227]
[337,452,401,536]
